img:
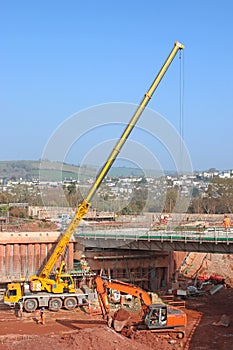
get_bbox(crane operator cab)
[144,304,167,329]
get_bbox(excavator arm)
[95,276,152,317]
[32,41,184,282]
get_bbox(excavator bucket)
[112,308,130,332]
[113,318,130,332]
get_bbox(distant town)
[0,167,232,216]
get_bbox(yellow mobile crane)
[4,41,184,312]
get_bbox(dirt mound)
[0,327,152,350]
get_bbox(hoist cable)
[179,49,185,172]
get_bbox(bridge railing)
[76,225,233,244]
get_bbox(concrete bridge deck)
[76,227,233,254]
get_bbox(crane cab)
[55,274,76,293]
[4,283,22,307]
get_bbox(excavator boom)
[39,41,184,279]
[95,276,152,316]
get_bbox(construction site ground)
[0,286,232,350]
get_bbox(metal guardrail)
[75,226,233,245]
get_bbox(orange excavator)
[95,276,187,337]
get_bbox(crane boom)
[39,41,184,279]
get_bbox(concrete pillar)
[167,251,174,282]
[34,243,40,274]
[40,243,47,268]
[20,244,27,278]
[5,244,13,277]
[47,243,53,263]
[13,244,20,278]
[28,244,34,276]
[157,268,163,289]
[0,245,5,279]
[150,267,157,292]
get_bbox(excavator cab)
[144,304,168,329]
[144,303,186,337]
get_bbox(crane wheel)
[49,298,62,311]
[64,297,77,310]
[24,298,38,312]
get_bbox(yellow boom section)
[39,41,184,279]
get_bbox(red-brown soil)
[186,287,233,350]
[0,286,232,350]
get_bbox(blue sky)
[1,1,232,171]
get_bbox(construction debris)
[212,314,230,327]
[209,284,224,295]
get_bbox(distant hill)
[0,160,90,181]
[0,160,163,181]
[0,160,38,179]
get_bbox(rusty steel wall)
[0,232,74,282]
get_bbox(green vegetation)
[189,178,233,214]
